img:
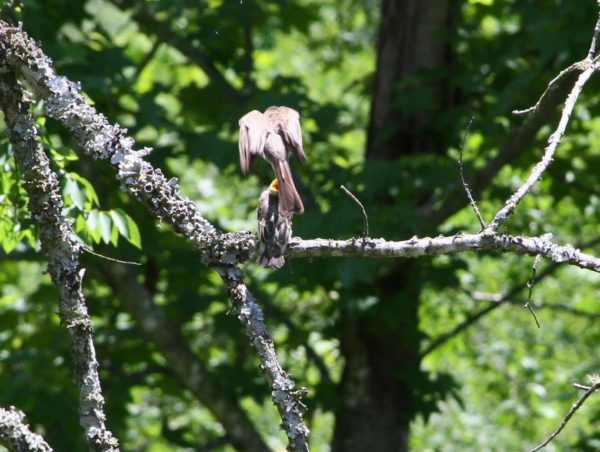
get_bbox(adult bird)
[257,179,293,269]
[238,106,306,214]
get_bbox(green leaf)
[125,213,142,249]
[69,173,98,207]
[98,212,112,244]
[86,209,102,244]
[110,221,120,247]
[64,177,85,210]
[109,209,129,237]
[50,147,79,167]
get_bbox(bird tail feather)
[276,160,304,214]
[257,251,285,269]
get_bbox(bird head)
[269,179,279,194]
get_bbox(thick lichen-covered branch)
[217,265,310,452]
[0,67,118,450]
[0,406,52,452]
[0,21,309,452]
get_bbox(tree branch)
[0,22,309,451]
[290,233,600,273]
[421,260,562,357]
[217,267,309,452]
[0,406,52,452]
[530,381,600,452]
[487,60,598,231]
[421,66,580,230]
[423,235,600,356]
[131,4,243,102]
[0,66,118,450]
[98,263,270,452]
[457,116,486,229]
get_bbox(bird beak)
[270,179,279,193]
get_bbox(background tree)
[1,0,600,451]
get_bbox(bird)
[238,106,306,215]
[256,179,293,269]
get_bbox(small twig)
[422,260,563,357]
[458,115,486,229]
[83,246,141,266]
[587,2,600,59]
[525,254,542,328]
[573,383,591,391]
[490,4,600,230]
[515,4,600,117]
[487,63,597,231]
[530,381,600,452]
[340,185,369,238]
[512,62,584,116]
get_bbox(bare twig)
[340,185,369,238]
[488,62,597,231]
[587,2,600,59]
[489,6,600,230]
[512,62,585,116]
[83,246,141,265]
[423,64,580,229]
[525,254,542,328]
[422,261,560,357]
[0,406,52,452]
[458,115,486,229]
[530,381,600,452]
[0,65,119,451]
[424,236,600,356]
[573,383,592,391]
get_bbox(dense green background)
[1,0,600,450]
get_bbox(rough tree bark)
[335,1,458,450]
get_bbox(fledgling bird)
[239,106,306,215]
[256,179,293,269]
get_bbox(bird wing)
[266,106,306,164]
[239,110,270,174]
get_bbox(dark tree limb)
[421,262,561,357]
[131,4,243,102]
[0,66,118,450]
[0,406,52,452]
[98,263,270,452]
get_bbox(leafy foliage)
[0,0,599,450]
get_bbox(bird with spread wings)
[238,106,306,214]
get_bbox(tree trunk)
[334,1,459,450]
[367,0,457,159]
